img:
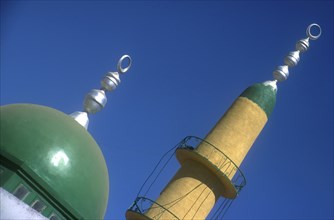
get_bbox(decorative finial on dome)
[272,23,321,82]
[70,55,132,129]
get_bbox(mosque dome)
[0,104,109,219]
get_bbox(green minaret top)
[240,81,277,118]
[0,104,109,219]
[240,24,322,118]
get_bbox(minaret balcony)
[126,196,179,220]
[175,136,246,199]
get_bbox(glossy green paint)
[0,104,109,219]
[240,83,277,118]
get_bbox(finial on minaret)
[70,55,132,129]
[272,23,321,82]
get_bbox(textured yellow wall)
[197,97,267,172]
[146,160,221,219]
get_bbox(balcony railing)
[176,136,246,193]
[127,136,246,220]
[127,196,179,220]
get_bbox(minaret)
[126,24,321,220]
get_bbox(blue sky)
[1,1,333,219]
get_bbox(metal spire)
[263,23,321,92]
[273,23,322,83]
[70,55,132,129]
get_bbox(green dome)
[240,82,277,118]
[0,104,109,219]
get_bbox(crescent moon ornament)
[117,55,132,74]
[306,23,322,40]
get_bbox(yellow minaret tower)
[127,81,275,220]
[126,23,321,220]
